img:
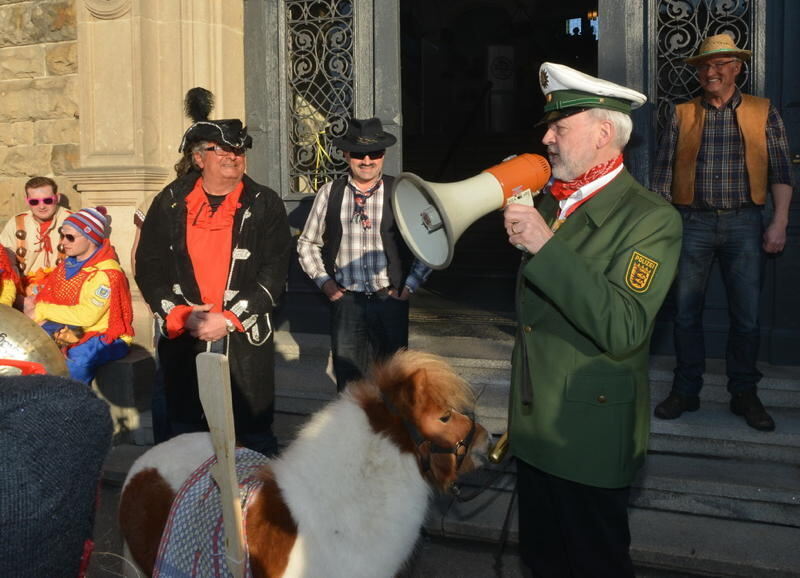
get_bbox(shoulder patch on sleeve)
[625,251,659,293]
[95,284,111,299]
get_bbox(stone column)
[67,0,245,348]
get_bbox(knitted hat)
[0,375,112,577]
[537,62,647,125]
[63,206,108,246]
[685,33,751,65]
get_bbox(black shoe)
[654,392,700,419]
[730,391,775,432]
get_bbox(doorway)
[399,0,599,327]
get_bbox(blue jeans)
[330,290,409,391]
[672,207,764,396]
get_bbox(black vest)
[321,175,413,290]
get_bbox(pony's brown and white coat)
[120,350,489,578]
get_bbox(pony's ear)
[400,368,428,408]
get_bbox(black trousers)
[330,290,409,391]
[516,459,635,578]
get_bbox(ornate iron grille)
[655,0,753,133]
[286,0,354,195]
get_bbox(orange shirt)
[185,178,243,313]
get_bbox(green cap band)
[543,89,634,115]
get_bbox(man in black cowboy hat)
[298,117,431,391]
[135,87,291,455]
[652,33,794,432]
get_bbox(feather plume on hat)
[184,87,214,123]
[178,87,252,152]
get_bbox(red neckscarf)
[37,219,55,255]
[549,154,624,201]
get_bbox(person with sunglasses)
[25,207,134,384]
[652,33,794,432]
[0,176,72,299]
[134,87,291,457]
[298,117,431,391]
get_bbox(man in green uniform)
[504,62,682,577]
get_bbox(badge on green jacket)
[626,251,659,293]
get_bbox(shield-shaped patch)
[625,251,659,293]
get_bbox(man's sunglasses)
[59,232,77,242]
[349,150,385,160]
[27,197,57,206]
[203,144,247,157]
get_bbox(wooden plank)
[196,352,245,578]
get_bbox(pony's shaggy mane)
[353,349,475,413]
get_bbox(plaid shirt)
[297,175,431,293]
[652,89,794,208]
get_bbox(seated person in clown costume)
[1,245,19,306]
[24,207,134,383]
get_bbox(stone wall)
[0,0,79,227]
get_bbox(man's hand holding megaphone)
[504,203,554,255]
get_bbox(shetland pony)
[119,350,490,577]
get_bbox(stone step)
[426,450,800,532]
[92,344,155,446]
[425,459,800,577]
[628,509,800,578]
[648,354,800,408]
[632,453,800,527]
[274,332,800,463]
[649,401,800,465]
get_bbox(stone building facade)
[0,0,80,217]
[0,0,247,347]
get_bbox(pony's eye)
[439,411,452,423]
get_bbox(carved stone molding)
[84,0,131,20]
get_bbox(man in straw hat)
[652,33,794,432]
[297,117,431,391]
[504,62,682,577]
[135,87,291,456]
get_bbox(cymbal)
[0,306,69,377]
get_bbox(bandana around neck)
[549,154,624,201]
[349,179,382,230]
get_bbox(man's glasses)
[27,197,57,206]
[203,144,246,157]
[695,59,739,72]
[349,150,386,160]
[59,232,76,243]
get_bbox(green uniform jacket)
[509,169,682,488]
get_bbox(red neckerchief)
[549,154,624,201]
[37,219,55,255]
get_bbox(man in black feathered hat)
[297,117,431,391]
[134,87,291,455]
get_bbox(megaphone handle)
[505,189,535,207]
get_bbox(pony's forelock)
[370,349,475,413]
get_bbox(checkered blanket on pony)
[153,448,270,578]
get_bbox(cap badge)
[540,69,549,89]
